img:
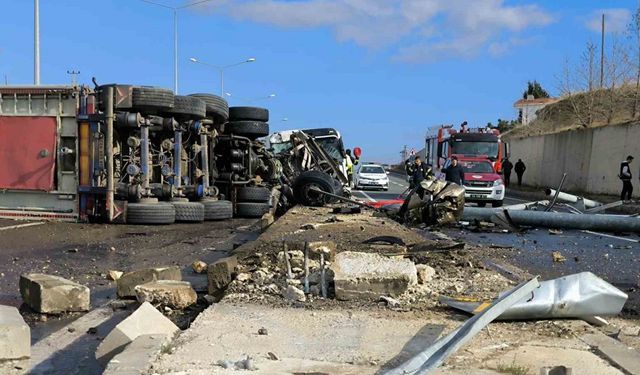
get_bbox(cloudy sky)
[0,0,636,162]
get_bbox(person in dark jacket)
[502,158,513,187]
[620,155,634,201]
[514,159,526,186]
[443,156,465,185]
[411,156,433,188]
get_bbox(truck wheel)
[229,106,269,122]
[226,121,269,139]
[166,95,207,119]
[477,202,487,207]
[237,186,271,202]
[202,199,233,220]
[292,170,337,206]
[132,87,174,113]
[126,202,176,225]
[188,93,229,122]
[236,202,270,218]
[492,201,503,208]
[171,201,205,222]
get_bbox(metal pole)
[544,188,601,208]
[174,130,183,195]
[600,13,605,88]
[34,0,40,85]
[105,87,115,221]
[220,69,224,97]
[200,133,210,194]
[141,125,151,196]
[174,9,178,94]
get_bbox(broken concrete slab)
[107,270,123,281]
[96,302,178,365]
[581,332,640,375]
[208,256,237,294]
[103,334,170,375]
[283,285,306,302]
[332,251,417,301]
[20,273,90,314]
[0,305,30,360]
[117,266,181,298]
[135,280,197,309]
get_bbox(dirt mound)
[505,86,639,139]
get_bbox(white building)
[513,95,558,126]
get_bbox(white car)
[354,164,389,191]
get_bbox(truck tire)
[492,201,503,208]
[292,170,338,206]
[226,121,269,139]
[202,199,233,220]
[188,93,229,122]
[172,201,205,222]
[229,106,269,122]
[237,186,271,202]
[167,96,206,119]
[236,202,270,218]
[132,87,174,112]
[126,202,176,225]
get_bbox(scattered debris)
[332,206,362,214]
[236,273,251,282]
[362,236,406,246]
[300,223,319,230]
[267,352,279,360]
[191,260,208,274]
[416,264,436,284]
[117,267,182,298]
[0,305,30,360]
[134,280,198,309]
[20,273,90,314]
[548,228,563,235]
[96,302,179,364]
[379,295,401,307]
[283,285,306,302]
[107,270,123,281]
[540,366,572,375]
[258,327,268,335]
[552,251,566,262]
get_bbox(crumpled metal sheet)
[383,277,540,375]
[440,272,628,320]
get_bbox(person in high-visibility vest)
[345,149,354,187]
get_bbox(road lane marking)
[582,230,639,243]
[0,222,44,231]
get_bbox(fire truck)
[424,122,509,173]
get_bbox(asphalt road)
[352,172,640,315]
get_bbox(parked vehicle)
[459,157,505,207]
[354,164,389,191]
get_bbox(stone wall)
[506,122,640,195]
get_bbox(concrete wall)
[507,123,640,196]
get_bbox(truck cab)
[459,157,505,207]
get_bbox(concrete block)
[117,266,181,298]
[208,256,237,294]
[95,302,178,364]
[103,334,169,375]
[135,280,197,309]
[331,251,417,301]
[0,305,30,359]
[540,366,573,375]
[20,273,90,313]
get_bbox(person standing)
[443,156,465,185]
[620,155,634,201]
[514,159,526,186]
[502,158,513,187]
[345,149,354,188]
[411,156,433,188]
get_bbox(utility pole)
[67,70,80,86]
[34,0,40,85]
[600,13,605,89]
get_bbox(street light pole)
[189,57,256,96]
[140,0,214,93]
[34,0,40,85]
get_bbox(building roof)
[513,97,558,108]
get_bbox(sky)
[0,0,637,163]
